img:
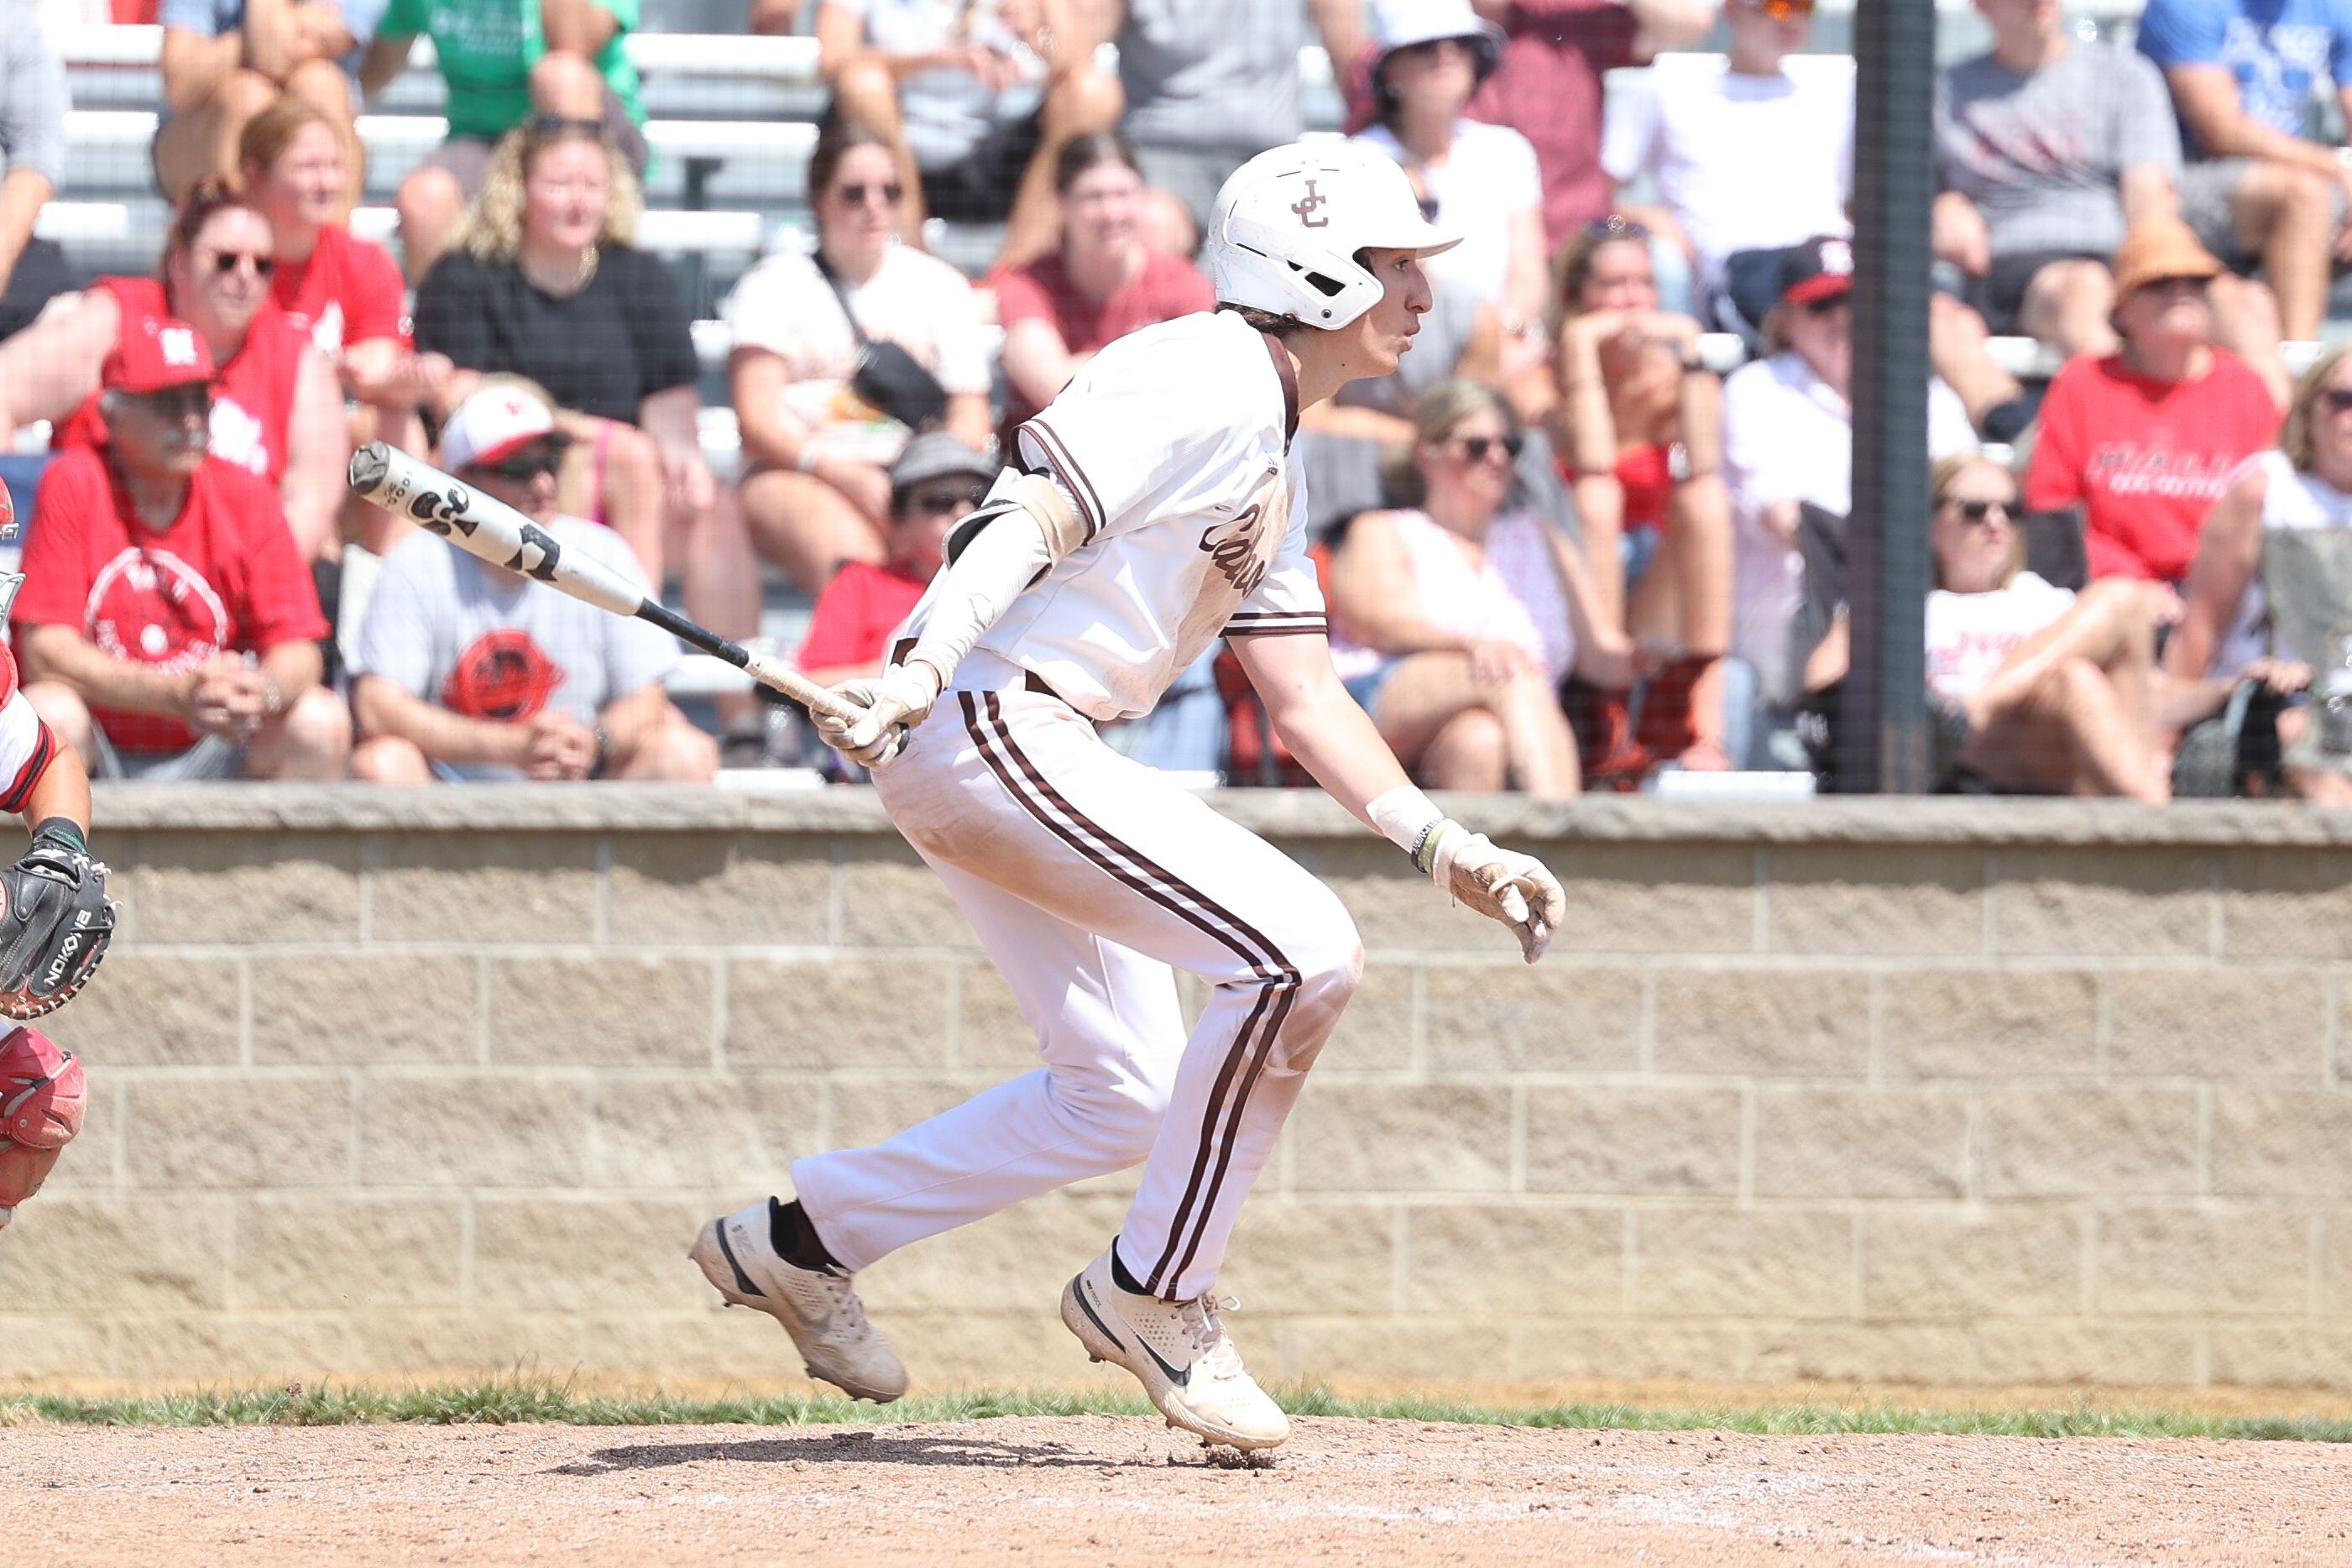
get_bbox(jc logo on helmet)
[1291,179,1329,228]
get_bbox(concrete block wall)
[3,787,2349,1393]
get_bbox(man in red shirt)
[2024,217,2281,584]
[797,432,996,687]
[11,316,350,780]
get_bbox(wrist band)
[31,818,84,854]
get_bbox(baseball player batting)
[690,141,1565,1452]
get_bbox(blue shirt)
[2138,0,2352,150]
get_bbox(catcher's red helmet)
[0,1027,84,1225]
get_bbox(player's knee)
[529,50,605,116]
[218,68,280,118]
[1284,894,1364,1015]
[285,686,353,756]
[285,57,353,118]
[1045,62,1123,135]
[350,732,431,783]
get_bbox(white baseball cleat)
[689,1200,908,1403]
[1061,1246,1289,1451]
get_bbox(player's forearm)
[18,741,90,839]
[1236,636,1412,828]
[903,509,1054,685]
[18,628,198,719]
[353,676,531,766]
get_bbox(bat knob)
[348,442,391,496]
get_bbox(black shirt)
[414,244,699,426]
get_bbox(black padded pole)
[1839,0,1939,793]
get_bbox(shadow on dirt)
[547,1428,1179,1477]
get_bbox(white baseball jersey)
[896,310,1328,722]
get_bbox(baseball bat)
[348,442,865,724]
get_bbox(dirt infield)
[7,1417,2351,1566]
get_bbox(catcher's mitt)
[0,1026,84,1228]
[0,823,115,1019]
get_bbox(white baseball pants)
[790,656,1363,1301]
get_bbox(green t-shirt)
[379,0,643,144]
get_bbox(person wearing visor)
[12,316,347,781]
[689,140,1567,1455]
[348,379,717,784]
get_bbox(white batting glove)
[1424,823,1566,964]
[816,661,940,769]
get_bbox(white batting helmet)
[1205,139,1460,331]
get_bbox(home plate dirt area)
[8,1418,2351,1566]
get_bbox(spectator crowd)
[3,0,2352,802]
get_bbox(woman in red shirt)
[0,181,346,562]
[994,133,1215,437]
[239,96,452,419]
[1518,216,1732,770]
[2025,218,2281,585]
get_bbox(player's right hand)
[817,661,939,770]
[1429,827,1566,964]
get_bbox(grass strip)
[6,1376,2350,1441]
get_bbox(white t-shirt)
[1602,53,1855,290]
[2217,449,2352,677]
[722,242,993,468]
[352,515,680,779]
[839,0,1043,168]
[1925,571,2076,699]
[1722,351,1978,702]
[1351,119,1541,307]
[904,311,1325,721]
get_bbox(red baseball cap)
[104,316,216,396]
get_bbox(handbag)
[815,253,951,432]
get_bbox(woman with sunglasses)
[1328,379,1629,797]
[726,120,996,597]
[2166,346,2352,802]
[413,118,754,709]
[0,179,347,563]
[1525,214,1733,771]
[1349,0,1548,373]
[1808,453,2183,799]
[2022,217,2281,588]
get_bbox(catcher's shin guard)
[0,1027,85,1229]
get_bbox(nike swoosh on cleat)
[713,1225,764,1298]
[1073,1278,1128,1352]
[1134,1336,1190,1388]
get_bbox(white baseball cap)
[442,383,562,473]
[1370,0,1504,79]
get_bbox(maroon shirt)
[993,250,1215,426]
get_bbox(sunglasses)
[1946,498,2015,524]
[1448,433,1523,463]
[205,248,274,278]
[902,486,986,516]
[472,443,567,483]
[2321,389,2352,415]
[1580,215,1652,243]
[123,385,212,421]
[836,182,905,207]
[527,113,607,138]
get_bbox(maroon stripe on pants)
[972,692,1301,1295]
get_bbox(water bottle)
[2321,626,2352,755]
